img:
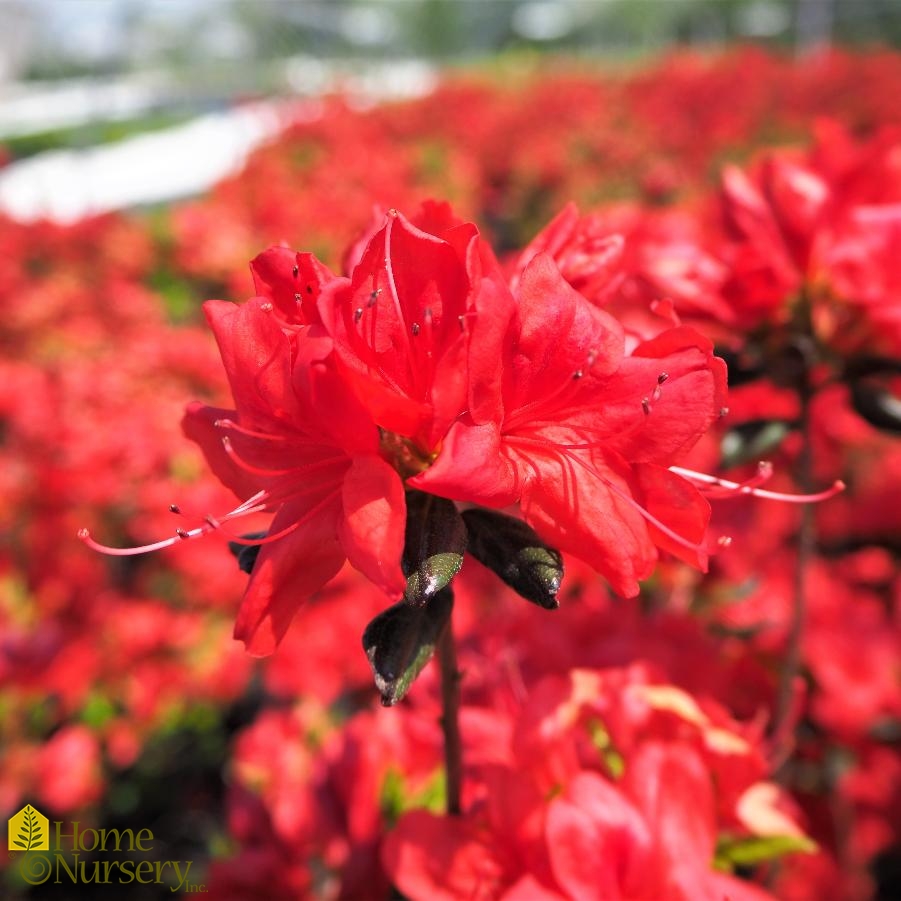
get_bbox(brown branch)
[437,617,463,816]
[772,348,816,769]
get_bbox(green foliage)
[1,112,191,162]
[380,767,446,827]
[714,832,818,870]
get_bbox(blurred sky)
[9,0,901,83]
[28,0,219,61]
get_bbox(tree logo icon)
[7,805,49,851]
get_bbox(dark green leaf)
[462,509,563,608]
[850,377,901,434]
[720,419,792,468]
[14,840,26,849]
[402,491,467,606]
[362,588,454,706]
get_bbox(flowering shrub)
[3,49,901,900]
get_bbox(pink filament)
[222,436,345,479]
[213,419,293,443]
[78,481,341,557]
[78,528,198,556]
[670,464,845,503]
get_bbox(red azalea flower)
[515,202,735,341]
[384,743,778,901]
[81,298,406,655]
[414,252,728,596]
[719,156,825,324]
[318,206,485,453]
[80,203,842,646]
[510,201,627,306]
[719,129,901,355]
[248,245,336,326]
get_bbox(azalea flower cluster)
[3,49,901,901]
[84,201,738,658]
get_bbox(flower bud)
[462,509,563,609]
[362,588,454,706]
[402,491,467,606]
[227,532,268,574]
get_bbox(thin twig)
[437,617,463,816]
[773,348,816,767]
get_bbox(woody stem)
[773,344,816,766]
[437,617,463,816]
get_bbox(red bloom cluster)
[84,202,734,655]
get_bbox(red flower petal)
[382,810,502,901]
[250,246,332,325]
[181,401,261,501]
[203,298,300,429]
[234,494,345,656]
[519,447,656,597]
[339,456,406,596]
[546,771,656,901]
[410,419,519,507]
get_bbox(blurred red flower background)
[3,48,901,900]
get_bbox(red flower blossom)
[414,252,728,596]
[81,298,407,655]
[512,202,736,346]
[719,129,901,355]
[318,206,485,452]
[384,742,778,901]
[510,201,627,307]
[248,245,336,326]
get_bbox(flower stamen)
[78,482,342,557]
[670,464,845,502]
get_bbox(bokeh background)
[3,0,901,219]
[3,2,901,900]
